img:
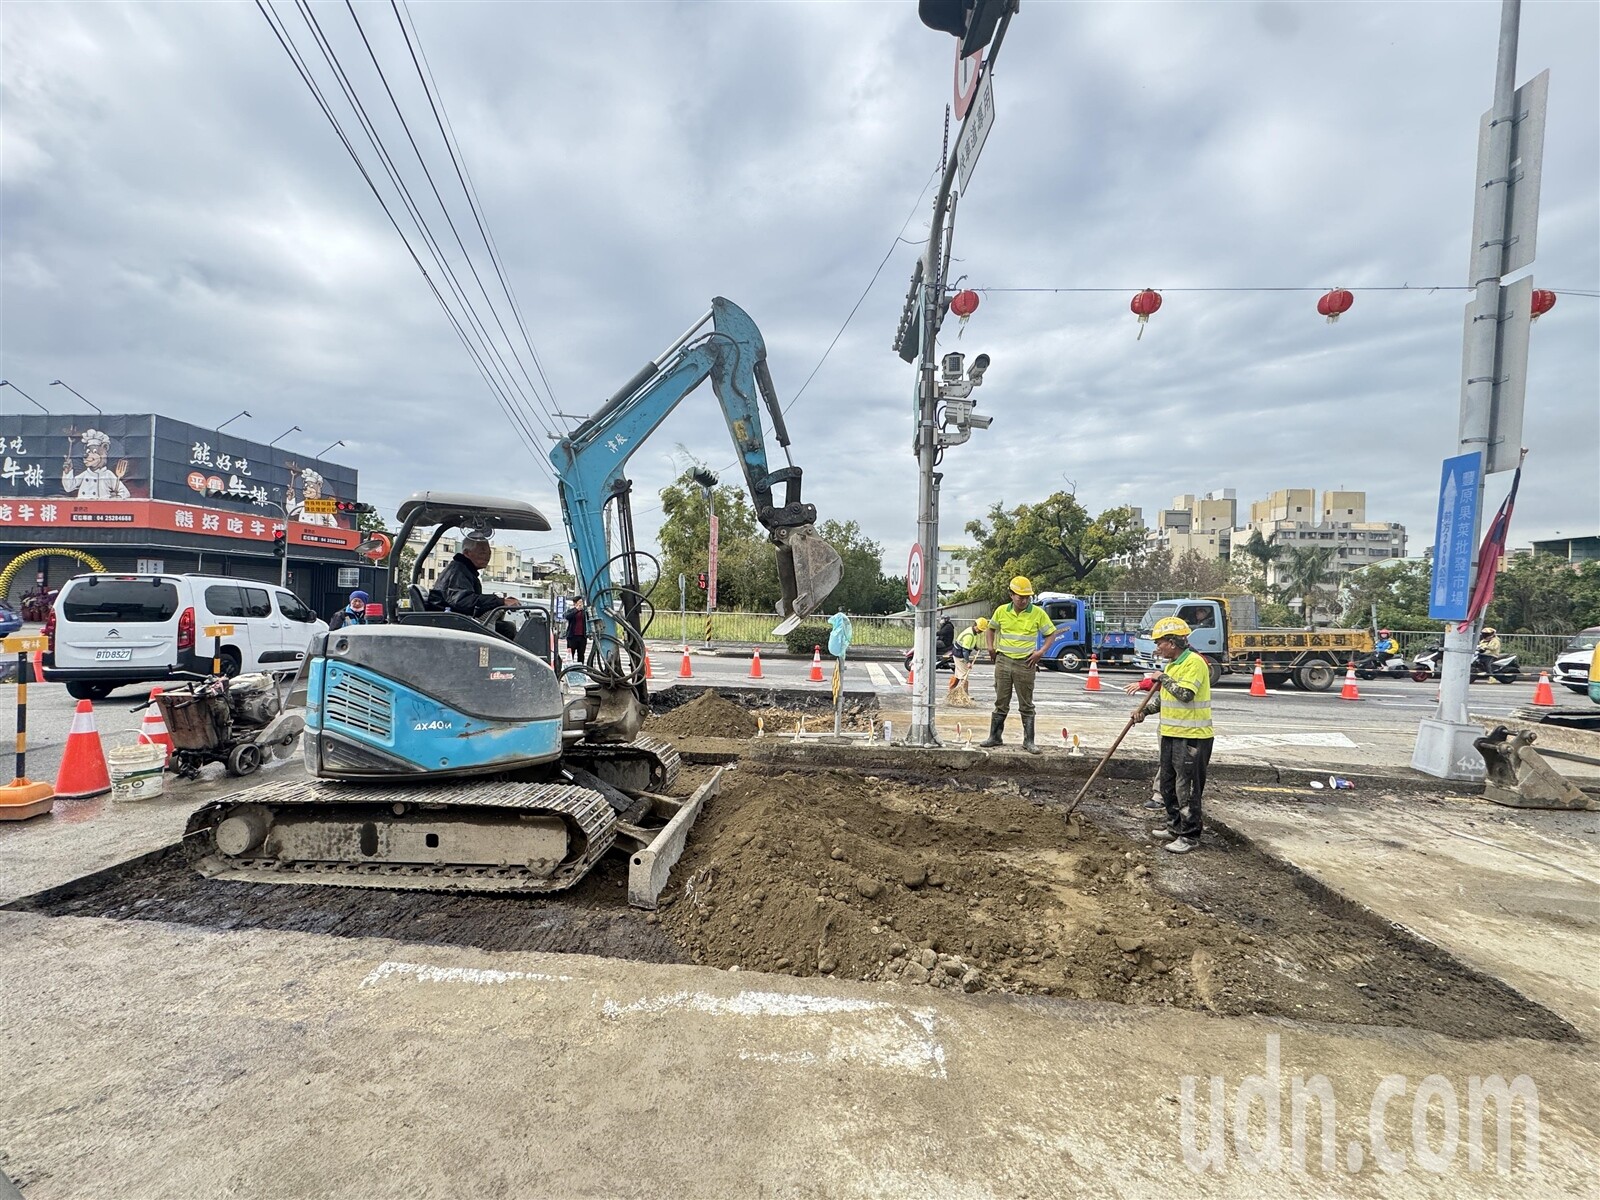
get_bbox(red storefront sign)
[0,497,362,551]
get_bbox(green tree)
[1237,529,1281,587]
[1486,554,1600,633]
[1338,561,1440,631]
[1279,546,1337,626]
[651,470,780,612]
[961,494,1145,603]
[817,519,901,614]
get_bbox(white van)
[45,573,328,700]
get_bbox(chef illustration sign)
[1,416,150,500]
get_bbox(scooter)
[1410,644,1521,684]
[1354,651,1413,681]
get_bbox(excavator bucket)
[1474,726,1597,811]
[773,525,844,637]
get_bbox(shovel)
[1065,699,1149,816]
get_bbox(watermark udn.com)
[1179,1036,1540,1175]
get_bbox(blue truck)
[1035,591,1137,671]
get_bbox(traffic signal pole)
[903,4,1016,747]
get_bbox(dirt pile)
[649,691,760,739]
[654,765,1576,1037]
[658,766,1247,1006]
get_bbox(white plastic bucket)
[109,743,167,802]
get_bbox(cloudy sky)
[3,1,1596,574]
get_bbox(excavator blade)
[773,525,843,636]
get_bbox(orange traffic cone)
[1084,655,1102,691]
[678,646,693,678]
[55,699,112,799]
[644,651,653,679]
[907,663,915,690]
[1340,662,1360,701]
[138,689,175,765]
[809,646,824,682]
[749,649,764,679]
[1532,671,1556,707]
[1249,660,1267,697]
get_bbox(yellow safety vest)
[1159,649,1213,739]
[989,603,1055,660]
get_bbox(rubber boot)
[1021,715,1041,755]
[978,713,1005,748]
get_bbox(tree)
[1279,546,1337,626]
[817,519,901,614]
[962,493,1145,603]
[1338,560,1440,631]
[1237,529,1281,587]
[1486,554,1600,633]
[651,470,780,612]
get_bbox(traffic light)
[335,500,377,516]
[272,530,287,559]
[696,572,708,590]
[918,0,1012,58]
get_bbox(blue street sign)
[1429,452,1482,620]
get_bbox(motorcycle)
[1410,643,1521,684]
[1353,651,1414,681]
[904,647,956,673]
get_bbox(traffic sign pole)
[1414,0,1543,781]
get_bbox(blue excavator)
[186,298,842,893]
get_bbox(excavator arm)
[549,298,842,725]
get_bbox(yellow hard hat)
[1008,575,1034,596]
[975,617,990,632]
[1150,616,1193,641]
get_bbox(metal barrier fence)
[1391,630,1574,670]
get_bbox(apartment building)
[1145,490,1236,560]
[1247,489,1407,585]
[937,544,972,597]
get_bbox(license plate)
[94,649,133,662]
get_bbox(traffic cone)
[678,646,693,678]
[1249,659,1267,697]
[1340,661,1360,701]
[55,699,112,800]
[809,646,824,682]
[1532,671,1556,707]
[1084,655,1102,691]
[749,649,764,679]
[138,689,175,765]
[643,652,653,679]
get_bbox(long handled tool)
[1066,699,1148,816]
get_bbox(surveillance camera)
[940,352,965,381]
[968,353,991,385]
[968,412,993,429]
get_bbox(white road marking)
[602,989,947,1078]
[1214,732,1359,750]
[866,663,891,688]
[361,961,573,987]
[884,663,906,686]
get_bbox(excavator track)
[186,777,618,894]
[564,733,681,795]
[184,736,684,894]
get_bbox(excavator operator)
[428,536,520,637]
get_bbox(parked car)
[44,573,328,701]
[0,600,21,639]
[1554,626,1600,695]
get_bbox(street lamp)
[217,410,251,434]
[0,381,49,414]
[269,425,301,448]
[49,380,101,414]
[692,468,719,648]
[317,439,345,459]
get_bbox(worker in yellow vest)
[980,576,1055,753]
[1124,615,1213,853]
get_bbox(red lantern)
[1531,289,1556,321]
[1317,288,1354,324]
[949,288,979,337]
[1129,289,1162,340]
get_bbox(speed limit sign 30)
[906,543,925,607]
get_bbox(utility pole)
[1414,0,1545,778]
[897,2,1014,746]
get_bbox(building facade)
[0,413,383,622]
